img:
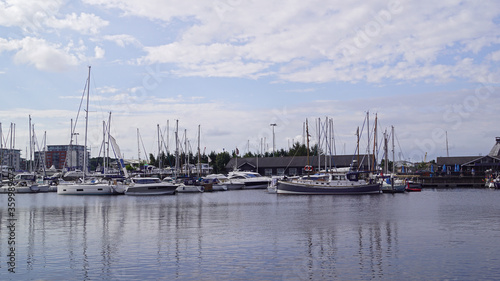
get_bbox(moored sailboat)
[276,119,381,195]
[57,66,126,195]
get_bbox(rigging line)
[395,132,406,162]
[71,78,89,137]
[139,131,149,164]
[283,136,303,172]
[350,116,367,170]
[88,67,107,123]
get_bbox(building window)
[289,168,297,176]
[264,169,273,176]
[277,168,285,176]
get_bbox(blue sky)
[0,0,499,163]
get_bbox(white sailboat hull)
[57,183,125,195]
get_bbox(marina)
[1,188,500,280]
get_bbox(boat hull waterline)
[125,185,177,195]
[276,181,381,195]
[57,183,125,195]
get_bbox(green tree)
[215,151,231,174]
[149,153,157,166]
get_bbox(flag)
[236,147,239,155]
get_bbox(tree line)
[143,142,318,174]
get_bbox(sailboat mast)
[372,113,377,172]
[392,125,395,175]
[106,112,112,173]
[175,120,179,177]
[29,115,32,172]
[184,129,188,176]
[356,126,360,171]
[82,66,91,180]
[384,130,388,174]
[197,124,201,177]
[306,119,310,177]
[367,111,370,171]
[137,128,141,164]
[157,124,161,169]
[446,131,449,157]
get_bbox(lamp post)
[270,123,277,156]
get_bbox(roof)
[488,137,500,157]
[226,154,372,170]
[436,156,481,165]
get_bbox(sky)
[0,0,499,164]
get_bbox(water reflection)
[2,190,500,280]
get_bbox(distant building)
[0,148,22,171]
[34,145,88,170]
[226,154,373,176]
[436,137,500,175]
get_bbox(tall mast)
[137,128,141,164]
[82,66,91,180]
[446,131,449,157]
[43,131,47,173]
[372,113,377,172]
[306,119,310,177]
[392,126,395,174]
[106,112,112,173]
[184,129,188,176]
[366,111,370,171]
[157,124,161,169]
[197,124,201,177]
[29,115,32,172]
[175,120,179,177]
[356,126,360,171]
[316,118,320,171]
[384,130,388,175]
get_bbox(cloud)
[85,0,500,84]
[94,45,105,59]
[45,12,109,35]
[12,37,80,71]
[489,50,500,61]
[0,1,107,35]
[101,34,141,47]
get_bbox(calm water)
[1,189,500,280]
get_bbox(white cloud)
[490,50,500,61]
[45,12,109,35]
[0,1,107,35]
[94,45,105,59]
[12,37,80,71]
[101,34,141,47]
[105,0,500,84]
[0,36,108,72]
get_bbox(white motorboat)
[227,171,271,189]
[0,181,50,193]
[175,177,204,193]
[125,177,177,195]
[63,169,84,180]
[203,174,243,190]
[0,172,51,193]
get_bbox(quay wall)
[420,176,486,188]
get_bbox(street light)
[270,123,277,156]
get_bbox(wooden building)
[226,154,372,176]
[436,137,500,176]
